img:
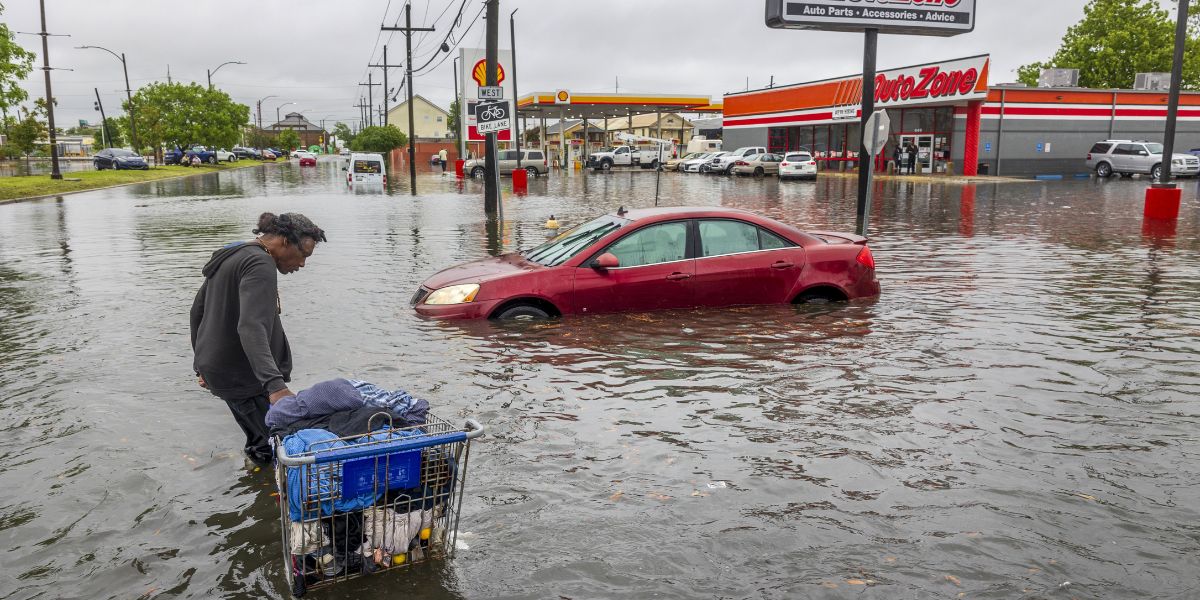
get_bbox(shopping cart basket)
[275,413,484,597]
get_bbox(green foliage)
[7,103,47,156]
[1018,0,1200,89]
[128,82,249,154]
[350,125,407,152]
[103,116,128,148]
[246,127,275,149]
[332,122,355,144]
[448,100,461,146]
[0,3,36,115]
[276,128,301,150]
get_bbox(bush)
[351,125,407,153]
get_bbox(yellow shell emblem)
[471,59,505,87]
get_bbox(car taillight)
[856,246,875,269]
[383,174,388,184]
[1086,153,1092,160]
[735,161,748,166]
[807,161,816,166]
[780,162,789,166]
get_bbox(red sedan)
[412,207,879,320]
[296,151,317,166]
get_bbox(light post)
[319,115,337,154]
[207,60,246,90]
[275,102,296,127]
[77,44,138,153]
[255,94,277,131]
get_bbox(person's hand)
[197,374,208,389]
[268,388,295,404]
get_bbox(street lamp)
[76,44,138,152]
[207,60,246,90]
[319,115,337,153]
[275,101,296,126]
[255,94,277,131]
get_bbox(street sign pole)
[859,110,890,237]
[856,28,878,237]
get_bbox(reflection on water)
[0,161,1198,598]
[0,159,93,177]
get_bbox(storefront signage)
[765,0,976,36]
[874,63,978,103]
[833,106,859,120]
[460,48,514,142]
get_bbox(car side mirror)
[341,166,348,171]
[1139,151,1149,156]
[592,253,619,270]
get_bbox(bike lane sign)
[476,100,511,134]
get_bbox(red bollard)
[1144,186,1181,220]
[455,159,465,179]
[511,166,528,195]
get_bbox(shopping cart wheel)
[291,575,306,598]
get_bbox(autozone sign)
[874,55,988,107]
[766,0,976,36]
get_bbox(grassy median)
[0,160,267,202]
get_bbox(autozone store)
[722,54,1200,177]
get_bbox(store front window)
[768,105,957,174]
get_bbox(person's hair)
[253,212,327,246]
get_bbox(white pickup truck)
[708,146,767,175]
[587,144,672,170]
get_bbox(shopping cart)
[274,413,484,597]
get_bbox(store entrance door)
[899,134,934,174]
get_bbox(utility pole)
[483,0,500,213]
[855,29,878,235]
[38,0,62,179]
[359,74,380,127]
[382,6,435,196]
[510,8,521,168]
[121,53,138,153]
[368,45,403,128]
[93,88,109,148]
[354,98,370,131]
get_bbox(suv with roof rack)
[1086,139,1199,179]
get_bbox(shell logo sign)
[555,90,571,104]
[471,59,505,87]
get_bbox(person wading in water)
[190,212,327,465]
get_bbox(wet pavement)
[1,159,1198,599]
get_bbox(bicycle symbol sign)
[475,100,511,134]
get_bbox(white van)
[686,136,723,154]
[345,152,386,186]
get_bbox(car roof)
[613,206,760,222]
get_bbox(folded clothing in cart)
[266,378,429,434]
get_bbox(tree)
[246,127,275,149]
[276,128,300,151]
[447,100,461,147]
[128,82,249,154]
[351,125,407,152]
[7,101,47,156]
[332,122,355,145]
[1018,0,1200,89]
[0,3,36,118]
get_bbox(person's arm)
[189,280,206,350]
[235,257,291,400]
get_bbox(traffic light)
[93,101,100,112]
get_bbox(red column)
[962,100,983,176]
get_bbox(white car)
[779,151,817,180]
[707,146,767,175]
[687,151,726,173]
[215,148,237,163]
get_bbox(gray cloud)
[4,0,1174,128]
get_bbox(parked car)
[1086,139,1200,179]
[708,147,767,175]
[779,151,818,180]
[666,152,705,171]
[345,152,387,185]
[463,149,548,178]
[586,144,671,170]
[732,153,783,176]
[231,146,260,160]
[166,145,219,165]
[93,148,148,170]
[338,148,351,156]
[215,148,238,163]
[686,152,724,173]
[267,148,286,160]
[411,207,880,320]
[295,151,317,166]
[261,150,277,161]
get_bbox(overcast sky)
[3,0,1180,128]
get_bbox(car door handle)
[770,261,795,269]
[666,273,692,281]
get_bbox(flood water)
[1,160,1198,599]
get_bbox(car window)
[763,154,779,162]
[353,160,382,174]
[759,228,793,250]
[700,220,760,257]
[528,151,544,160]
[606,222,688,268]
[1090,143,1113,154]
[1114,144,1140,155]
[616,148,628,154]
[112,149,136,157]
[784,153,809,161]
[525,215,629,267]
[1144,143,1163,154]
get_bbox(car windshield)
[522,215,630,267]
[111,149,137,157]
[1145,143,1164,154]
[785,153,810,161]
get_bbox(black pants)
[224,394,273,463]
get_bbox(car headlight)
[424,284,480,305]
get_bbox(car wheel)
[601,160,612,171]
[725,164,735,175]
[1151,164,1163,181]
[493,304,551,321]
[1095,162,1112,178]
[207,156,217,165]
[754,167,764,176]
[525,166,538,178]
[650,159,659,170]
[471,166,486,178]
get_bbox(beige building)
[600,113,694,146]
[386,95,452,140]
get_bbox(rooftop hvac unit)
[1038,68,1080,88]
[1134,72,1172,91]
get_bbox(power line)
[413,2,482,76]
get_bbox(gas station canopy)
[516,91,722,120]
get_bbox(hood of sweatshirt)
[202,242,264,279]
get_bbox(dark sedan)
[232,146,261,160]
[413,207,880,320]
[93,148,148,170]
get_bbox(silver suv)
[465,149,548,178]
[1086,140,1200,179]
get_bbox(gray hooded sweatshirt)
[190,242,292,399]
